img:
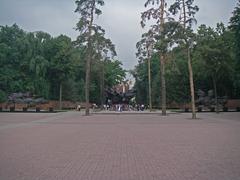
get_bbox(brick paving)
[0,112,240,180]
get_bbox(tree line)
[133,0,240,118]
[0,24,126,106]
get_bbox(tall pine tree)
[75,0,105,115]
[169,0,199,119]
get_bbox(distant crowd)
[76,104,146,112]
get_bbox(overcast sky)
[0,0,237,70]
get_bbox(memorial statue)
[105,88,136,110]
[7,92,48,107]
[196,89,227,110]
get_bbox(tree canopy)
[0,24,126,104]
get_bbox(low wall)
[0,101,80,110]
[225,99,240,109]
[167,102,190,109]
[167,99,240,110]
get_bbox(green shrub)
[0,90,7,103]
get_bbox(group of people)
[103,104,124,111]
[136,104,145,111]
[103,104,146,111]
[76,103,146,112]
[76,104,98,111]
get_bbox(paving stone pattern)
[0,112,240,180]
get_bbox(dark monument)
[196,89,227,111]
[105,88,136,110]
[8,92,48,105]
[7,92,48,111]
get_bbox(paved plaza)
[0,111,240,180]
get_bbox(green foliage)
[193,24,235,97]
[195,24,233,79]
[104,59,126,86]
[229,0,240,59]
[133,22,238,106]
[75,0,106,50]
[0,89,7,103]
[132,53,161,106]
[0,24,126,103]
[133,48,191,106]
[169,0,199,28]
[229,0,240,97]
[89,58,126,104]
[0,24,28,94]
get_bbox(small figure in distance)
[92,103,97,112]
[77,104,81,111]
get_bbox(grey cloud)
[195,0,236,27]
[0,0,237,70]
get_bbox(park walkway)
[0,111,240,180]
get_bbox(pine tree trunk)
[212,77,219,113]
[148,56,152,111]
[182,0,196,119]
[160,55,167,115]
[59,82,62,110]
[85,56,91,115]
[187,47,196,119]
[100,61,105,110]
[159,0,167,116]
[85,2,95,116]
